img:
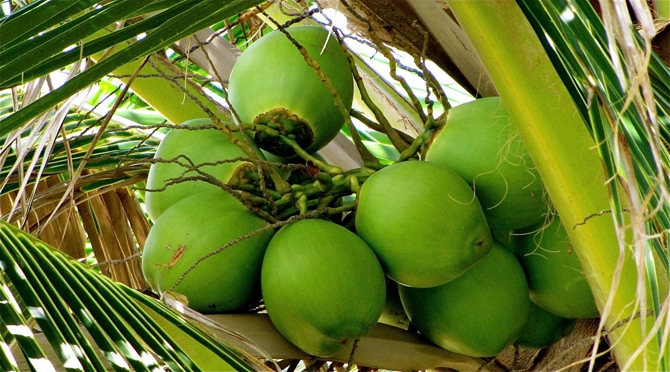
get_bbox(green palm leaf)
[0,220,262,371]
[0,0,264,137]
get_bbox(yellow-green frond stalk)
[446,1,654,370]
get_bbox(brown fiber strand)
[1,178,87,259]
[78,191,132,287]
[35,176,86,258]
[496,345,540,371]
[116,188,151,253]
[101,190,146,289]
[533,318,601,372]
[77,194,109,276]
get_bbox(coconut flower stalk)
[446,0,659,370]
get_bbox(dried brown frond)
[77,185,147,290]
[0,177,87,259]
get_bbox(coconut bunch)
[139,23,601,361]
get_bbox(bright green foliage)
[0,220,257,371]
[0,0,265,136]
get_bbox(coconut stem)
[409,23,451,115]
[350,109,416,144]
[396,115,443,162]
[208,122,293,195]
[339,0,428,126]
[272,172,364,220]
[278,136,344,175]
[226,122,340,176]
[188,29,284,217]
[343,42,412,153]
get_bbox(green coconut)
[425,97,548,230]
[261,219,386,357]
[142,189,274,313]
[355,161,492,288]
[518,217,599,319]
[228,25,354,157]
[517,300,576,350]
[398,241,530,357]
[144,118,260,221]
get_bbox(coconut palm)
[1,0,669,371]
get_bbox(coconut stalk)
[657,0,670,19]
[445,0,652,369]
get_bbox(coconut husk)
[496,346,541,371]
[532,318,603,372]
[492,318,611,372]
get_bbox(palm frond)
[0,0,264,136]
[516,0,670,369]
[0,219,264,371]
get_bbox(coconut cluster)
[140,25,598,361]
